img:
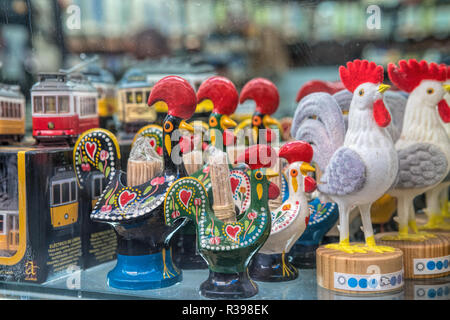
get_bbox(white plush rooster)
[385,60,450,240]
[294,60,398,253]
[422,66,450,230]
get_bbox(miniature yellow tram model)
[118,60,215,132]
[82,65,118,132]
[0,152,21,255]
[49,171,78,228]
[0,210,19,252]
[0,84,26,143]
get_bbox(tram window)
[126,92,134,104]
[59,96,70,113]
[74,97,78,114]
[45,96,57,114]
[71,181,77,201]
[13,104,18,118]
[146,91,151,102]
[33,96,43,113]
[62,182,70,203]
[0,215,4,234]
[17,104,21,118]
[12,215,18,231]
[0,101,3,117]
[53,184,61,205]
[136,91,143,104]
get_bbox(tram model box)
[0,147,83,283]
[79,139,132,269]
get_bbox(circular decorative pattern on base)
[376,232,450,279]
[316,244,404,294]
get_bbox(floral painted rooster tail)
[73,75,198,290]
[164,145,280,299]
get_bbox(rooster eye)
[164,121,174,133]
[255,171,263,180]
[252,116,262,126]
[290,169,298,177]
[358,89,364,96]
[209,117,218,127]
[427,88,434,95]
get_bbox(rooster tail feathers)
[73,128,121,189]
[292,92,346,171]
[164,177,210,227]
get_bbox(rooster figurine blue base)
[107,251,181,290]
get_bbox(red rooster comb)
[239,78,279,115]
[296,80,345,102]
[388,60,447,93]
[148,75,197,119]
[279,141,313,164]
[235,145,277,170]
[197,76,238,115]
[339,60,384,93]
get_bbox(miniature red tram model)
[31,73,99,144]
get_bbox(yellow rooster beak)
[265,168,279,178]
[262,115,282,132]
[220,115,237,130]
[378,84,391,94]
[443,84,450,93]
[300,162,315,176]
[179,120,195,133]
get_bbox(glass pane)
[0,215,3,233]
[61,182,70,203]
[52,184,60,205]
[33,96,43,113]
[146,91,150,103]
[59,96,70,113]
[45,96,56,114]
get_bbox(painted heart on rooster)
[149,137,157,148]
[225,225,241,241]
[118,190,137,209]
[85,142,97,161]
[230,177,240,194]
[179,189,192,208]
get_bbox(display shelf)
[0,261,448,300]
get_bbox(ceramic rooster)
[422,67,450,228]
[385,60,450,239]
[248,141,317,281]
[293,60,398,253]
[172,76,242,269]
[73,76,197,290]
[164,145,279,299]
[198,76,239,150]
[295,80,345,104]
[234,78,282,145]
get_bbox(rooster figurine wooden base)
[293,60,405,293]
[375,60,450,279]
